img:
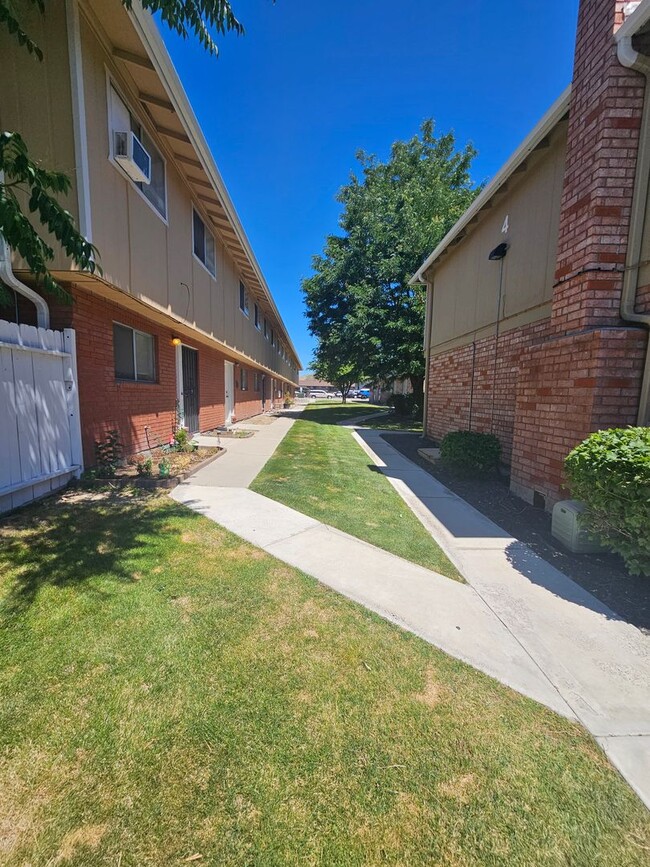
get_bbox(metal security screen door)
[181,346,199,432]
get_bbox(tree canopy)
[303,120,480,402]
[0,0,243,304]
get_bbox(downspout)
[617,36,650,424]
[0,201,50,328]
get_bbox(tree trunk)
[409,373,424,398]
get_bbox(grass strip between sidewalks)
[0,490,648,865]
[251,402,460,580]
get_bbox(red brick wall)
[426,317,552,464]
[233,365,265,421]
[552,0,645,333]
[55,285,274,465]
[68,288,178,462]
[507,0,649,506]
[511,327,646,505]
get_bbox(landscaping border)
[81,448,226,491]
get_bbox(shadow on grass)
[0,490,199,617]
[286,404,387,426]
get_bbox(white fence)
[0,319,82,514]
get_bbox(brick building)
[412,0,650,508]
[1,0,300,469]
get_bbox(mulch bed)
[82,446,223,490]
[383,432,649,633]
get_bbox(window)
[192,208,216,276]
[254,303,261,330]
[263,317,269,339]
[271,329,275,347]
[240,367,248,391]
[109,82,166,219]
[254,372,260,392]
[113,323,156,382]
[239,282,249,316]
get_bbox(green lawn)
[252,402,459,579]
[1,491,648,865]
[358,414,423,432]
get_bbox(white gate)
[0,319,83,514]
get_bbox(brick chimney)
[510,0,648,507]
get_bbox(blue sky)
[161,0,580,371]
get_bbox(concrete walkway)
[174,413,650,808]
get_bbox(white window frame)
[263,317,269,339]
[113,321,157,383]
[105,70,168,225]
[254,303,261,330]
[192,207,217,277]
[240,367,249,391]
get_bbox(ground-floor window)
[240,367,248,391]
[113,323,156,382]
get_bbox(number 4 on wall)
[501,215,509,235]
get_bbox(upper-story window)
[254,303,261,330]
[239,282,250,317]
[271,329,275,347]
[108,81,166,220]
[263,317,269,339]
[192,209,216,276]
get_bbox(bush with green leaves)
[440,430,501,475]
[173,428,197,453]
[564,427,650,576]
[388,393,422,419]
[136,457,153,478]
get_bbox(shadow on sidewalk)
[357,429,649,632]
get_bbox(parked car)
[308,390,331,399]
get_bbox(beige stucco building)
[1,0,300,462]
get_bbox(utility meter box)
[551,500,604,554]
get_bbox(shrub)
[388,393,422,419]
[440,430,501,475]
[158,459,171,478]
[136,457,153,477]
[564,427,650,576]
[173,428,196,453]
[94,430,122,477]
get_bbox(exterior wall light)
[171,337,182,346]
[488,242,509,261]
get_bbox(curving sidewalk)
[173,411,650,808]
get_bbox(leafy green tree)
[304,120,479,400]
[0,0,243,303]
[311,317,367,403]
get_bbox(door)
[261,374,266,409]
[181,346,199,432]
[224,360,235,425]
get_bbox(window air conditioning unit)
[114,130,151,184]
[551,500,605,554]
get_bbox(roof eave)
[126,5,303,370]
